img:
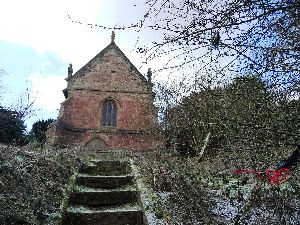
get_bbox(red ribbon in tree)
[233,168,289,185]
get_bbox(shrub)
[0,106,27,145]
[0,145,81,224]
[29,119,55,146]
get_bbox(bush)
[138,150,300,224]
[0,145,81,224]
[29,119,55,146]
[162,76,300,161]
[0,107,27,145]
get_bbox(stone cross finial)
[68,63,73,78]
[111,31,115,43]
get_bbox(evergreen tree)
[0,107,27,145]
[29,119,55,146]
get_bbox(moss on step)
[66,203,141,213]
[73,184,137,192]
[77,173,132,178]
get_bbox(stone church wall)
[47,37,161,151]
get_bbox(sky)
[0,0,164,131]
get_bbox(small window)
[102,100,117,127]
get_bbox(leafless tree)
[69,0,299,95]
[137,0,300,90]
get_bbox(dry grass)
[0,144,81,225]
[137,149,300,224]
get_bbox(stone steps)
[63,209,143,225]
[69,188,138,206]
[76,174,134,188]
[79,160,131,176]
[62,160,146,225]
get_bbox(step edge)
[77,174,133,178]
[66,202,142,212]
[71,189,139,193]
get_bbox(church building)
[47,32,160,152]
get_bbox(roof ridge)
[70,42,147,83]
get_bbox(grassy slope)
[137,150,300,224]
[0,144,80,225]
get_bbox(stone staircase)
[62,160,146,225]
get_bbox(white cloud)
[1,0,182,115]
[0,0,110,67]
[29,73,66,112]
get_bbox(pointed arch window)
[102,100,117,127]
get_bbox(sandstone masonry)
[47,33,160,152]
